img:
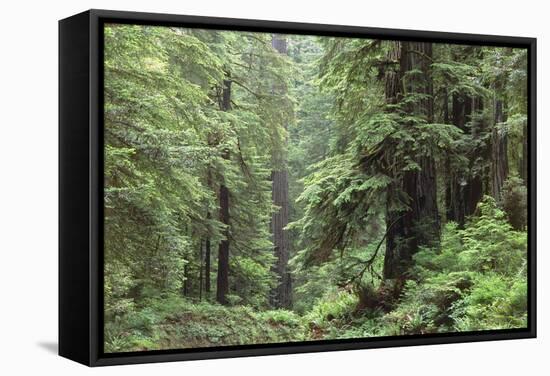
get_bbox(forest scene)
[103,24,529,353]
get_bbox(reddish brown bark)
[269,34,292,308]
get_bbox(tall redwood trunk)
[465,97,485,215]
[216,182,229,304]
[445,49,487,226]
[216,79,232,305]
[446,95,484,226]
[491,88,508,202]
[520,124,528,185]
[183,263,189,296]
[446,93,467,225]
[383,41,409,280]
[205,237,211,294]
[270,34,292,308]
[384,41,440,280]
[205,168,212,295]
[199,239,203,301]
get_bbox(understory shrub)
[382,197,528,335]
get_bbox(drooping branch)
[348,214,405,285]
[231,79,265,99]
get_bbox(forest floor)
[105,291,419,353]
[105,272,527,354]
[106,297,316,352]
[156,303,309,350]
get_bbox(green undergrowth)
[296,198,528,339]
[104,296,308,352]
[105,198,527,353]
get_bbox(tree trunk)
[269,34,292,308]
[491,91,508,202]
[270,169,292,308]
[383,41,405,280]
[445,58,486,226]
[199,239,203,301]
[216,182,230,304]
[464,97,485,215]
[216,79,232,305]
[384,41,440,280]
[446,94,484,226]
[205,168,212,295]
[520,122,528,185]
[183,263,189,296]
[447,93,467,225]
[205,237,211,294]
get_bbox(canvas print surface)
[103,23,529,353]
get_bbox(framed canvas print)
[59,9,536,366]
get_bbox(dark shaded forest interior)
[103,25,528,352]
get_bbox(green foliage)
[305,290,358,328]
[103,26,529,352]
[459,196,526,276]
[258,309,303,328]
[385,197,527,334]
[291,40,469,272]
[383,273,474,334]
[315,197,528,338]
[291,263,338,314]
[452,274,527,331]
[105,296,308,352]
[103,25,295,317]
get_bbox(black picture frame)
[59,9,537,367]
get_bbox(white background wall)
[0,0,546,374]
